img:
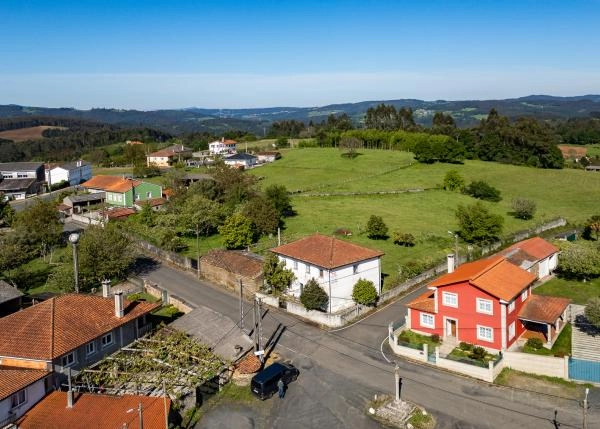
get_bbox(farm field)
[249,148,600,277]
[0,125,66,142]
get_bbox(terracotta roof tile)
[148,144,192,158]
[201,250,263,279]
[0,367,49,401]
[271,234,384,269]
[429,256,536,302]
[406,290,436,313]
[81,175,141,193]
[236,353,262,374]
[518,295,571,324]
[503,237,559,261]
[0,294,159,360]
[558,145,587,159]
[100,207,137,219]
[17,391,170,429]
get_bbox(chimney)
[76,160,82,167]
[67,390,74,408]
[447,254,455,274]
[102,279,111,298]
[221,137,224,142]
[115,290,124,318]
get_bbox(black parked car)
[250,362,299,400]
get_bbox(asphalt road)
[142,259,599,429]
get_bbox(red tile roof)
[82,175,141,193]
[0,367,49,401]
[503,237,559,261]
[201,250,263,279]
[406,290,436,313]
[0,294,159,360]
[100,207,137,220]
[140,197,166,207]
[17,391,171,429]
[519,295,571,324]
[271,234,384,269]
[148,144,192,158]
[236,353,262,374]
[557,145,587,159]
[429,256,536,302]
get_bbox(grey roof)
[65,192,105,204]
[0,280,23,304]
[171,305,253,361]
[0,162,43,172]
[0,178,37,191]
[225,153,257,161]
[59,160,91,170]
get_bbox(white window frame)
[508,300,515,313]
[293,260,298,270]
[319,269,324,278]
[442,292,458,307]
[521,289,528,302]
[86,341,96,356]
[146,191,152,198]
[477,325,494,342]
[61,352,76,367]
[11,389,26,409]
[420,313,435,328]
[476,298,493,315]
[508,321,516,340]
[305,264,310,274]
[101,333,114,348]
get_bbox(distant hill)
[1,94,599,134]
[0,125,67,142]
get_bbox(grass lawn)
[245,148,600,276]
[92,166,134,176]
[523,323,572,356]
[534,277,600,305]
[127,292,160,303]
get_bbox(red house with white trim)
[406,252,569,351]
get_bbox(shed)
[199,250,264,295]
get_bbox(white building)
[208,138,237,155]
[45,160,92,186]
[271,234,384,312]
[0,367,51,425]
[223,153,257,169]
[499,236,559,279]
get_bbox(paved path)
[143,259,599,429]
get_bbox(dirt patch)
[0,125,66,142]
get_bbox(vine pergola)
[73,327,229,402]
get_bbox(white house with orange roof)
[209,138,237,155]
[499,236,559,279]
[270,234,384,312]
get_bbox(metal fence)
[569,358,600,383]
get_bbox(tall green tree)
[300,278,329,311]
[265,184,293,217]
[366,215,388,240]
[0,194,15,227]
[557,242,600,280]
[585,297,600,328]
[218,213,255,249]
[242,196,279,236]
[263,253,295,294]
[13,200,62,259]
[455,202,504,243]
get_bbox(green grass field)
[534,277,600,305]
[248,148,600,276]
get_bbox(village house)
[271,234,384,313]
[16,391,171,429]
[208,138,237,155]
[499,236,559,279]
[44,160,92,187]
[223,152,257,169]
[406,252,570,352]
[81,175,162,207]
[256,151,281,163]
[0,293,158,424]
[199,250,264,295]
[0,162,45,200]
[146,144,192,167]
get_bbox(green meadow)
[249,148,600,277]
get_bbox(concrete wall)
[255,292,280,308]
[71,213,102,225]
[144,280,195,314]
[503,351,568,379]
[436,357,494,383]
[135,238,195,273]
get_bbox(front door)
[446,319,457,338]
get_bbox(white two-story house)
[45,160,92,187]
[271,234,384,312]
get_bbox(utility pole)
[162,379,168,429]
[253,298,257,352]
[138,402,144,429]
[257,297,264,363]
[394,364,401,402]
[239,279,244,331]
[583,387,589,429]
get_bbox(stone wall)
[199,261,262,297]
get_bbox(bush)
[511,198,537,220]
[366,215,388,240]
[471,346,487,360]
[431,334,441,343]
[463,180,502,202]
[525,338,544,350]
[585,297,600,328]
[459,342,473,352]
[392,231,415,247]
[300,278,329,311]
[443,170,465,191]
[352,278,378,306]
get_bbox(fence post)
[564,355,570,379]
[488,360,494,383]
[422,343,428,362]
[435,346,440,363]
[388,322,394,343]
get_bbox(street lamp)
[448,231,458,269]
[68,232,80,293]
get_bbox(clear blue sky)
[1,0,599,109]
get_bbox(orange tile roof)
[101,207,137,219]
[0,367,49,401]
[557,145,587,159]
[0,294,159,360]
[518,295,571,324]
[503,237,559,261]
[430,256,536,301]
[17,391,170,429]
[271,233,384,269]
[81,175,141,193]
[148,144,192,158]
[406,290,436,313]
